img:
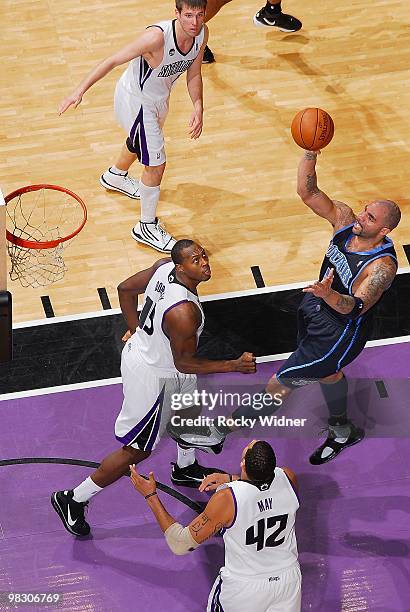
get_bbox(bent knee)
[320,371,344,384]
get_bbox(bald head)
[374,199,401,231]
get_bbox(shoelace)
[124,175,138,192]
[156,219,169,239]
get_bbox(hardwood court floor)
[1,0,409,322]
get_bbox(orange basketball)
[291,108,334,151]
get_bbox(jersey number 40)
[245,514,288,551]
[139,296,156,336]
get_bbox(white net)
[6,185,86,288]
[8,242,66,288]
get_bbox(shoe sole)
[175,440,224,455]
[171,466,226,488]
[309,433,365,465]
[131,227,173,253]
[50,493,90,537]
[99,176,140,199]
[171,475,203,488]
[252,15,301,32]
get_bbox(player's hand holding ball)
[291,108,334,151]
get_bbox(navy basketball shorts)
[276,294,369,389]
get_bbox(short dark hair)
[245,441,276,483]
[176,0,207,12]
[377,199,401,230]
[171,239,195,264]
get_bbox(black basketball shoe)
[171,460,226,488]
[253,6,302,32]
[51,490,90,536]
[309,422,365,465]
[202,45,215,64]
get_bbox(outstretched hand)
[58,90,83,115]
[130,465,157,497]
[198,472,230,492]
[303,268,334,299]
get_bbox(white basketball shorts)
[114,78,168,167]
[115,341,197,452]
[207,563,301,612]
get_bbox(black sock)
[320,375,348,425]
[266,1,281,14]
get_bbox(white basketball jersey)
[120,20,204,104]
[222,469,299,578]
[132,262,204,372]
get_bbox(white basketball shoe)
[100,168,140,199]
[131,218,176,253]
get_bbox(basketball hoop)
[5,184,87,288]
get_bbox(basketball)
[291,108,334,151]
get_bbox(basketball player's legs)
[50,347,163,537]
[128,102,175,253]
[166,373,227,488]
[101,84,175,252]
[207,303,365,463]
[273,298,366,464]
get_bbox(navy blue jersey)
[319,224,397,301]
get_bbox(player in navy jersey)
[173,151,402,465]
[58,1,208,253]
[130,440,301,612]
[202,1,302,64]
[261,150,401,464]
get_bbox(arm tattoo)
[358,261,396,308]
[336,294,356,314]
[304,151,318,161]
[190,513,210,534]
[306,173,320,195]
[334,201,356,228]
[194,521,225,544]
[212,523,225,536]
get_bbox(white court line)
[12,265,410,329]
[1,335,409,402]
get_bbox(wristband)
[349,296,364,319]
[145,491,157,500]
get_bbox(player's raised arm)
[164,302,256,374]
[58,28,164,114]
[297,151,355,230]
[117,258,171,335]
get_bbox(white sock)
[72,476,103,503]
[177,445,196,469]
[110,166,127,176]
[139,181,160,223]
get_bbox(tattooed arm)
[130,466,234,548]
[304,258,397,315]
[188,489,235,544]
[297,151,355,230]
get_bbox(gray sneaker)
[100,167,140,199]
[131,218,176,253]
